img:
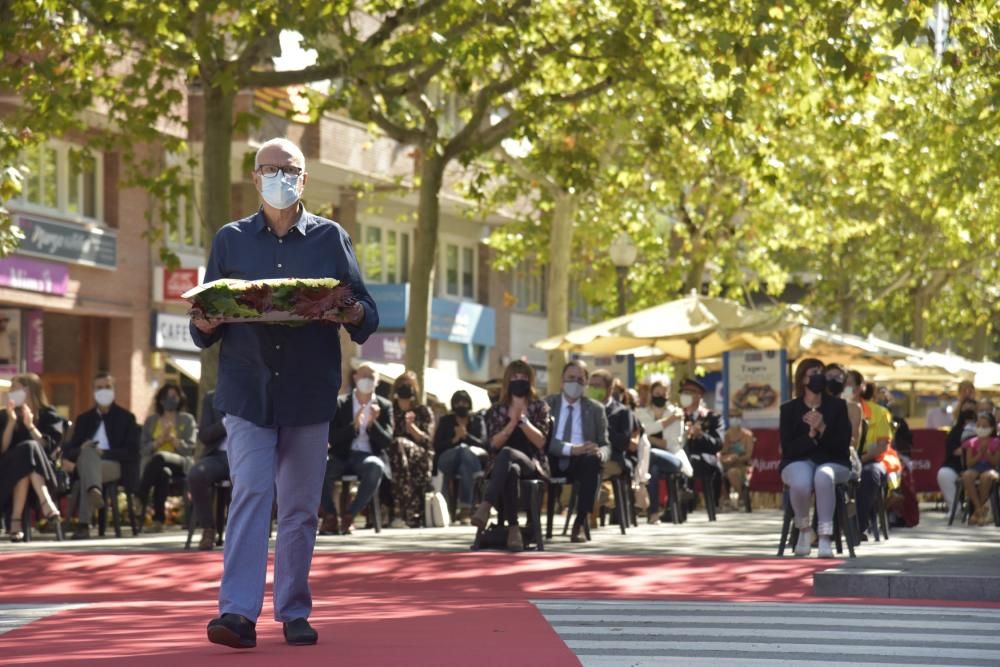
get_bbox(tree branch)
[243,62,349,88]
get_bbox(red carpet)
[0,551,994,666]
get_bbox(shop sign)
[360,332,406,362]
[25,310,44,374]
[0,256,69,295]
[164,268,200,301]
[15,213,117,269]
[152,312,199,353]
[367,283,409,329]
[430,298,495,347]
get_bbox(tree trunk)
[839,277,855,333]
[911,286,929,348]
[404,151,445,397]
[545,191,577,393]
[683,256,706,295]
[198,85,235,398]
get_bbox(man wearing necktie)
[545,360,609,542]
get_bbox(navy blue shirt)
[190,207,378,427]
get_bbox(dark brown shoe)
[319,514,339,536]
[506,525,524,551]
[339,513,355,535]
[207,613,256,649]
[570,519,589,543]
[198,528,216,551]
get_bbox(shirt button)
[275,344,281,350]
[277,263,283,268]
[279,239,283,244]
[274,371,280,376]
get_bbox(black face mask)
[453,405,470,417]
[161,397,179,412]
[806,374,827,394]
[396,385,414,400]
[508,379,531,398]
[651,395,668,408]
[826,378,845,396]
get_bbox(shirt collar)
[253,205,312,237]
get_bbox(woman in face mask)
[779,358,852,558]
[473,360,551,551]
[387,371,436,529]
[0,373,64,542]
[634,381,691,523]
[959,413,1000,525]
[432,390,487,524]
[136,383,197,532]
[939,399,980,516]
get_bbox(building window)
[441,240,476,300]
[569,282,597,322]
[359,222,411,284]
[511,260,546,313]
[16,141,103,223]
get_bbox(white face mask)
[260,170,301,210]
[355,378,375,395]
[563,381,584,400]
[679,392,695,409]
[976,427,993,439]
[95,389,115,407]
[841,387,856,402]
[8,389,26,407]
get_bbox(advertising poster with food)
[0,308,22,380]
[722,349,788,428]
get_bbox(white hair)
[255,137,306,170]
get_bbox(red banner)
[909,428,947,494]
[164,268,199,301]
[749,428,783,493]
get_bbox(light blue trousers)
[219,415,328,623]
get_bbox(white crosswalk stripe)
[533,600,1000,667]
[0,604,90,636]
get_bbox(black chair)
[664,472,688,524]
[544,476,572,539]
[325,474,383,533]
[98,479,139,538]
[777,483,856,559]
[472,478,545,551]
[185,479,231,549]
[696,471,719,522]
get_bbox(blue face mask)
[260,170,301,210]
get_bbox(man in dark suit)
[680,377,725,507]
[546,360,609,542]
[320,363,393,535]
[587,369,636,515]
[61,372,140,539]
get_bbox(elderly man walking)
[191,137,378,649]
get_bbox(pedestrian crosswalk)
[0,604,88,636]
[533,599,1000,666]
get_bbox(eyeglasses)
[255,164,303,178]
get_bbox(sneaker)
[817,536,834,558]
[389,518,407,529]
[283,617,318,646]
[318,514,339,536]
[207,613,256,649]
[794,528,813,557]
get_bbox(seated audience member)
[321,364,393,535]
[780,358,851,558]
[960,413,1000,525]
[937,399,979,516]
[137,383,197,532]
[586,370,633,516]
[720,417,754,509]
[433,390,487,525]
[187,390,229,550]
[473,361,550,551]
[544,360,607,542]
[388,371,435,528]
[0,374,63,542]
[635,380,689,523]
[680,377,725,509]
[62,372,140,540]
[853,375,900,538]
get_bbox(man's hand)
[322,302,364,326]
[191,309,223,335]
[369,403,381,423]
[573,442,600,457]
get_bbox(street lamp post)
[609,232,638,316]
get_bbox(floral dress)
[389,402,435,525]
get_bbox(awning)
[166,353,202,382]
